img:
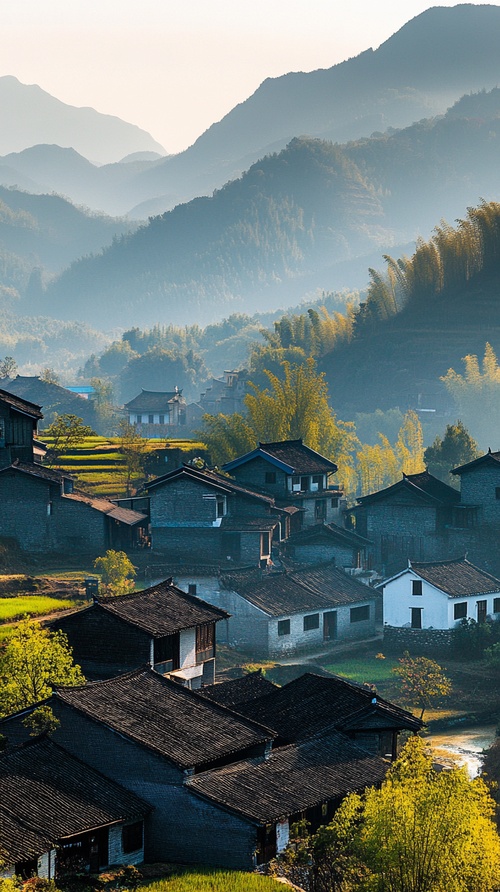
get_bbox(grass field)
[138,872,285,892]
[0,595,79,624]
[323,655,399,687]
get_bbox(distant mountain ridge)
[0,76,166,164]
[34,85,500,328]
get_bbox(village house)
[184,369,248,432]
[223,438,343,530]
[0,388,43,468]
[282,520,372,569]
[145,463,289,566]
[3,376,98,429]
[0,738,150,880]
[350,470,461,574]
[50,578,229,686]
[1,664,419,869]
[123,388,186,437]
[380,557,500,632]
[0,461,148,554]
[191,563,377,658]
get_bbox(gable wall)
[52,608,151,678]
[460,465,500,524]
[290,541,355,566]
[382,571,500,629]
[231,457,290,496]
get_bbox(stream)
[426,724,498,777]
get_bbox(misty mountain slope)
[0,76,165,164]
[0,145,167,217]
[122,4,500,214]
[39,138,386,327]
[35,86,500,328]
[0,186,136,296]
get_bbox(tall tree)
[424,420,480,485]
[393,651,451,720]
[43,413,95,465]
[441,343,500,449]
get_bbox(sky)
[0,1,497,155]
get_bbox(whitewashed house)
[381,557,500,630]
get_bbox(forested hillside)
[37,87,500,327]
[0,185,135,298]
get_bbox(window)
[265,471,276,484]
[136,414,142,423]
[412,580,423,596]
[122,821,143,854]
[196,623,215,662]
[411,607,422,629]
[291,475,301,491]
[350,605,370,623]
[148,414,154,424]
[494,598,500,613]
[331,497,339,508]
[278,619,290,636]
[496,487,500,500]
[159,414,165,424]
[454,602,467,620]
[312,475,322,492]
[303,613,320,631]
[188,583,197,596]
[154,634,180,669]
[477,600,487,623]
[216,496,226,518]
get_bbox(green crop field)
[41,436,208,497]
[0,595,79,624]
[138,872,286,892]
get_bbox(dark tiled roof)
[357,470,460,506]
[0,738,149,864]
[124,390,184,412]
[223,439,337,476]
[0,460,72,483]
[63,491,147,525]
[409,558,500,597]
[201,671,278,709]
[452,449,498,475]
[0,386,43,420]
[237,672,422,742]
[56,667,274,769]
[287,522,372,548]
[96,578,229,635]
[221,565,375,616]
[188,730,388,824]
[146,464,275,505]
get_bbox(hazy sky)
[0,1,496,154]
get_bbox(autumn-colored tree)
[355,410,425,496]
[94,549,136,595]
[441,343,500,449]
[0,619,85,716]
[393,651,451,720]
[308,736,500,892]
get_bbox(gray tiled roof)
[201,671,277,709]
[56,667,274,769]
[221,564,375,616]
[224,438,337,475]
[237,672,422,743]
[124,390,184,412]
[357,470,460,506]
[0,387,43,420]
[410,557,500,597]
[0,738,149,863]
[188,729,388,823]
[97,578,229,634]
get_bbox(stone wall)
[383,626,454,656]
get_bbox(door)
[477,600,487,624]
[323,611,337,640]
[411,607,422,629]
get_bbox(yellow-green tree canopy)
[313,735,500,892]
[94,549,136,595]
[0,618,85,716]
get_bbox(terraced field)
[41,436,208,497]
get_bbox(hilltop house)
[124,389,186,437]
[381,557,500,631]
[51,578,229,686]
[0,738,150,880]
[197,564,377,657]
[146,463,288,566]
